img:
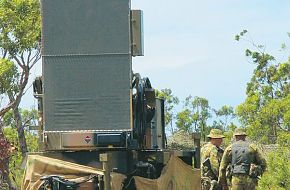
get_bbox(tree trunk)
[13,107,28,157]
[8,93,28,158]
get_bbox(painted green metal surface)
[41,0,132,132]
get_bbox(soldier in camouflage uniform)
[201,129,225,190]
[218,128,267,190]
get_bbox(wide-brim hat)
[233,128,247,136]
[207,129,225,138]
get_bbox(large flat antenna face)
[41,0,132,132]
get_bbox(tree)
[3,125,38,189]
[235,30,290,143]
[0,59,19,115]
[212,105,235,131]
[155,88,179,134]
[3,109,38,131]
[0,0,41,188]
[175,109,193,133]
[0,58,19,189]
[0,0,41,156]
[222,122,237,146]
[176,96,211,140]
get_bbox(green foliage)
[276,131,290,147]
[235,31,290,143]
[0,58,19,94]
[222,123,237,146]
[155,88,236,142]
[3,127,38,188]
[258,151,290,190]
[212,105,235,131]
[237,95,290,143]
[257,142,290,190]
[186,96,211,139]
[234,29,247,41]
[0,0,41,56]
[155,88,179,133]
[3,108,38,128]
[0,2,40,188]
[2,108,39,188]
[235,31,290,189]
[175,96,211,140]
[0,0,41,118]
[175,109,193,132]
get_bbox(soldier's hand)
[222,185,229,190]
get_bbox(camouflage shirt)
[201,142,224,179]
[218,140,267,185]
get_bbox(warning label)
[84,136,91,143]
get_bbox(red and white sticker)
[84,136,91,143]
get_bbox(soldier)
[201,129,225,190]
[218,128,267,190]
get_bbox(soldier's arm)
[201,147,207,163]
[218,145,231,186]
[251,144,267,174]
[200,147,206,176]
[209,147,220,177]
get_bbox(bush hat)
[233,128,247,136]
[207,129,225,138]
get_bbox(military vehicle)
[24,0,201,189]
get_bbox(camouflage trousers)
[230,175,257,190]
[201,177,222,190]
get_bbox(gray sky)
[22,0,290,112]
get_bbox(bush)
[257,132,290,190]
